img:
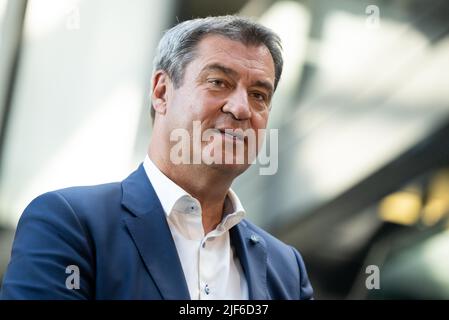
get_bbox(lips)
[216,128,245,142]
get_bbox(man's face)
[155,35,276,175]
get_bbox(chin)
[207,162,250,176]
[200,141,256,176]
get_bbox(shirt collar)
[143,155,189,217]
[143,155,246,223]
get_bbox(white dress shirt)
[143,155,249,300]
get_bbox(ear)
[151,70,170,116]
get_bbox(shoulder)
[0,184,125,299]
[17,182,125,248]
[27,182,122,219]
[47,182,122,204]
[18,183,121,228]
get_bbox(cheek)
[191,94,224,119]
[252,113,269,150]
[251,112,269,131]
[168,89,198,123]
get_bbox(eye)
[208,79,226,87]
[250,91,267,102]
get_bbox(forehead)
[189,35,275,82]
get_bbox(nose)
[221,87,251,121]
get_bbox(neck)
[148,146,237,234]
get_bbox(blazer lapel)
[121,164,190,300]
[230,222,269,300]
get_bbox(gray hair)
[151,15,283,120]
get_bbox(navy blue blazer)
[0,164,313,300]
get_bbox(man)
[0,15,313,300]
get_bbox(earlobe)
[151,71,169,115]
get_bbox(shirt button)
[202,242,206,248]
[204,284,210,295]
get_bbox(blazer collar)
[121,164,190,299]
[230,222,269,300]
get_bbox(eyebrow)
[253,80,274,98]
[199,63,274,96]
[199,63,239,79]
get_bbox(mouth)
[216,128,245,142]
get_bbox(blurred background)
[1,0,449,299]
